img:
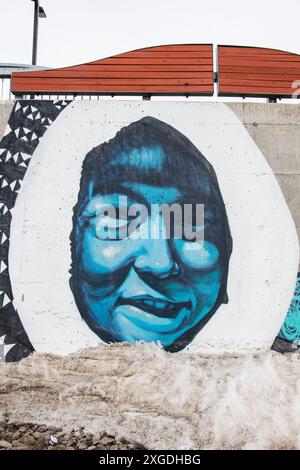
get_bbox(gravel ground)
[0,420,145,450]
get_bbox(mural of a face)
[70,117,232,352]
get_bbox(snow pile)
[1,343,300,449]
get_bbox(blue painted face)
[70,117,232,351]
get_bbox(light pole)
[31,0,47,65]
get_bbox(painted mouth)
[117,295,191,318]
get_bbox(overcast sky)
[1,0,300,68]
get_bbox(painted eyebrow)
[113,184,150,206]
[92,182,213,208]
[122,182,186,206]
[90,181,147,205]
[108,185,209,208]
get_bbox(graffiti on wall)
[70,117,232,352]
[0,100,299,360]
[0,100,69,361]
[279,273,300,343]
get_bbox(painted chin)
[111,302,191,341]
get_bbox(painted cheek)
[174,240,220,270]
[81,230,138,273]
[186,269,223,326]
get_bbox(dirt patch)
[0,420,145,450]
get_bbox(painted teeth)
[142,300,169,309]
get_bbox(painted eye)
[181,223,206,242]
[174,239,219,270]
[103,213,128,228]
[94,207,140,240]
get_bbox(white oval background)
[9,101,299,355]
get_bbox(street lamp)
[31,0,47,65]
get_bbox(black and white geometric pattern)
[0,100,70,362]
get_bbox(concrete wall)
[228,103,300,252]
[0,100,299,361]
[0,101,14,140]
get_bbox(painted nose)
[134,238,180,280]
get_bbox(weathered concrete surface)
[0,101,14,141]
[228,103,300,250]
